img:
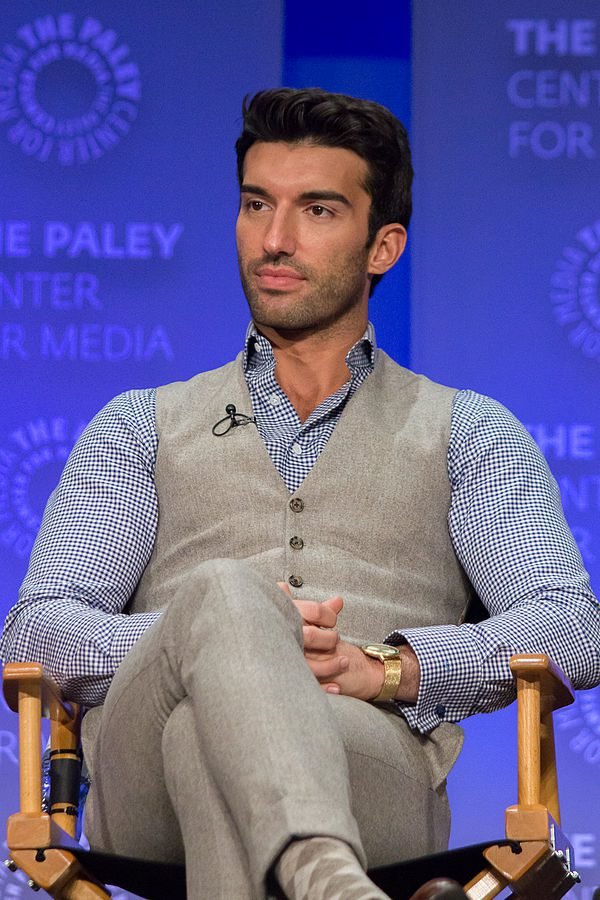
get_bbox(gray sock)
[275,836,390,900]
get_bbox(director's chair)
[2,654,581,899]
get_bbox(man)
[1,88,599,900]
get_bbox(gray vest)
[83,350,471,781]
[129,350,473,641]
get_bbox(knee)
[169,558,259,606]
[194,558,283,609]
[166,558,301,632]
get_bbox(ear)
[367,223,407,276]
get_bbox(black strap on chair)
[369,840,518,898]
[56,839,517,900]
[61,846,187,899]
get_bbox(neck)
[257,318,369,422]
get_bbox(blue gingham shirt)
[244,325,375,492]
[1,324,599,734]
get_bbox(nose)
[263,207,296,257]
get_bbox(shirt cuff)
[385,624,486,733]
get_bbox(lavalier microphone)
[212,404,256,436]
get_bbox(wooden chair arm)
[2,665,108,896]
[458,655,578,898]
[509,654,574,715]
[3,662,78,724]
[509,653,574,827]
[2,662,81,837]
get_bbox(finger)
[302,624,339,652]
[305,655,349,680]
[277,581,292,595]
[322,595,344,615]
[292,599,339,628]
[322,683,341,695]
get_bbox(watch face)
[363,643,400,660]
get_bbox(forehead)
[241,141,370,197]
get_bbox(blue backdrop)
[1,2,598,898]
[412,3,600,895]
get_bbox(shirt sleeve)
[0,389,161,707]
[387,389,600,734]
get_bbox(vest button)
[289,498,304,513]
[289,536,304,550]
[288,574,303,588]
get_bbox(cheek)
[236,218,261,256]
[235,223,251,261]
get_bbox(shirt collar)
[243,321,377,378]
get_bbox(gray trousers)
[84,559,459,899]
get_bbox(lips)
[255,266,305,289]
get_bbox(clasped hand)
[278,583,384,701]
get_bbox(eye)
[308,205,332,218]
[247,199,268,212]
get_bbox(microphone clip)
[212,404,256,437]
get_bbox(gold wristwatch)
[361,643,402,703]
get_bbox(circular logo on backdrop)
[0,12,141,165]
[556,689,600,769]
[550,221,600,363]
[0,416,85,559]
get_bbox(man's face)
[236,141,374,336]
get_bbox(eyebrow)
[299,190,352,207]
[240,184,352,208]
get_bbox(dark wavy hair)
[235,87,413,293]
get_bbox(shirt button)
[269,393,281,406]
[435,704,446,719]
[289,574,303,588]
[291,443,302,456]
[289,498,304,513]
[289,536,304,550]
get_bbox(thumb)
[277,581,292,596]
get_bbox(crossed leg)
[84,559,451,898]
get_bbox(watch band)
[373,655,402,703]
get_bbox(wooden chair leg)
[17,675,43,816]
[463,867,507,898]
